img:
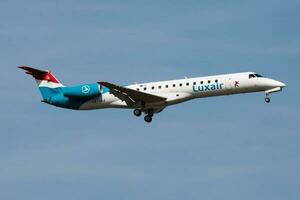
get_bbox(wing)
[98,81,166,107]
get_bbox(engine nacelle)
[62,84,101,99]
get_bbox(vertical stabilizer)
[19,66,64,100]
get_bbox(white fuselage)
[79,72,286,110]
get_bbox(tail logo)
[81,85,91,94]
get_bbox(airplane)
[19,66,286,123]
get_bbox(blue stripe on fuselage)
[39,87,89,110]
[39,87,61,100]
[39,84,109,110]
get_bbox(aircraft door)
[226,77,233,90]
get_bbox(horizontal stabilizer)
[19,66,48,75]
[18,66,60,84]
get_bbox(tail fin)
[19,66,64,100]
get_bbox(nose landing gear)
[265,97,271,103]
[265,92,271,103]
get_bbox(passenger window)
[201,81,203,84]
[186,82,189,86]
[165,85,168,88]
[179,83,182,87]
[158,86,162,89]
[144,87,147,91]
[152,86,155,90]
[193,82,196,85]
[208,80,211,84]
[215,80,218,83]
[137,88,139,91]
[173,84,176,87]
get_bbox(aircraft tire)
[144,115,152,123]
[134,109,142,117]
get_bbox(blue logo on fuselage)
[193,83,225,92]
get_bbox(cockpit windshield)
[249,74,256,79]
[255,74,263,77]
[249,73,263,79]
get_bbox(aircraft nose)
[271,80,286,88]
[279,82,286,88]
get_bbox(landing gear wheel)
[265,97,271,103]
[144,115,152,123]
[133,109,142,117]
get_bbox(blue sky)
[0,0,300,199]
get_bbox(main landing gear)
[133,109,142,117]
[133,109,153,123]
[144,115,152,123]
